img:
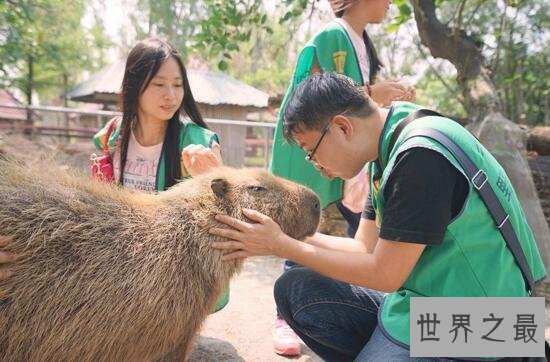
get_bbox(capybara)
[0,159,320,361]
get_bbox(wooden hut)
[66,60,269,166]
[0,90,27,125]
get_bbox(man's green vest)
[93,118,229,312]
[269,20,366,207]
[371,102,547,347]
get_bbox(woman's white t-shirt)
[334,18,372,213]
[113,130,163,193]
[335,18,370,84]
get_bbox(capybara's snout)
[301,186,321,238]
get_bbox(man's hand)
[210,209,288,261]
[0,235,16,280]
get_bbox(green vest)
[372,102,547,347]
[93,117,219,192]
[269,20,366,207]
[93,118,229,312]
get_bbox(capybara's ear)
[211,178,229,198]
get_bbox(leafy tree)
[213,5,319,94]
[407,0,548,124]
[130,0,205,60]
[133,0,276,71]
[0,0,110,113]
[193,0,548,124]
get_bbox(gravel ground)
[189,256,322,362]
[189,255,550,361]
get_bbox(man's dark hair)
[283,72,376,143]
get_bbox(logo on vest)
[496,174,512,202]
[332,51,346,73]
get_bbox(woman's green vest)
[93,118,219,191]
[93,118,229,312]
[371,102,547,347]
[269,20,366,207]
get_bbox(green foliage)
[279,0,309,24]
[132,0,204,60]
[433,0,549,124]
[194,0,272,68]
[0,0,110,104]
[211,15,301,94]
[386,0,413,32]
[415,70,467,120]
[135,0,306,92]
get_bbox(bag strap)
[388,108,442,154]
[390,110,536,296]
[103,117,119,155]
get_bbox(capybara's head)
[162,167,321,240]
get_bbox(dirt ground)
[192,254,550,361]
[188,256,322,362]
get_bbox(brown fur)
[0,159,320,361]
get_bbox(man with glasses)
[210,72,545,361]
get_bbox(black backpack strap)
[400,126,536,296]
[388,108,443,156]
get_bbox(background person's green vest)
[94,119,229,312]
[370,102,546,348]
[269,21,365,207]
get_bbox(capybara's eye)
[247,185,267,192]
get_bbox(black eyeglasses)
[305,121,332,163]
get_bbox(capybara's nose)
[308,194,321,216]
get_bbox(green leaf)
[385,23,401,33]
[218,59,228,71]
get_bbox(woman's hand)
[402,85,416,102]
[181,143,222,177]
[0,235,16,280]
[370,80,415,106]
[210,209,288,261]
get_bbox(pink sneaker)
[273,316,301,356]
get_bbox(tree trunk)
[411,0,550,281]
[410,0,500,122]
[24,55,34,136]
[528,127,550,156]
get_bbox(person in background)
[268,0,414,356]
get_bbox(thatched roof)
[67,60,269,110]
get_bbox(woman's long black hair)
[118,37,208,189]
[330,0,383,83]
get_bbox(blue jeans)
[274,267,460,362]
[276,202,360,318]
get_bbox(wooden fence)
[0,103,275,168]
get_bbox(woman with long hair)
[93,38,228,313]
[93,37,221,193]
